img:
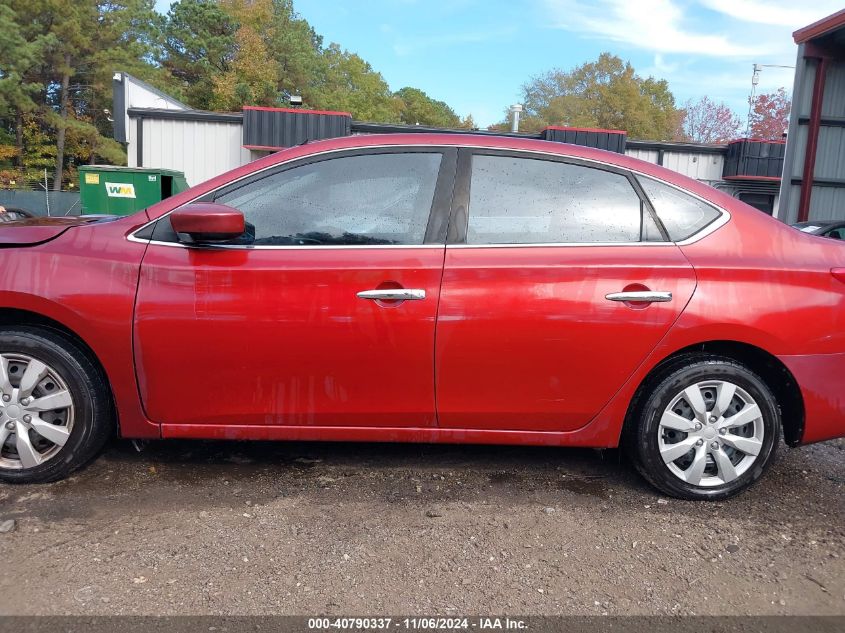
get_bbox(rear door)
[435,149,698,432]
[134,148,456,429]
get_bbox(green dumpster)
[78,165,189,216]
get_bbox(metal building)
[112,71,782,211]
[779,9,845,223]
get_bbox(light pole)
[745,63,795,137]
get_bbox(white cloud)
[391,27,517,56]
[700,1,842,28]
[542,0,765,57]
[652,54,680,74]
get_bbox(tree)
[0,0,175,188]
[517,53,682,140]
[206,0,324,110]
[459,114,477,130]
[394,87,460,127]
[310,44,401,122]
[162,0,238,110]
[0,3,54,171]
[677,96,742,143]
[749,88,791,140]
[269,0,324,104]
[0,0,467,190]
[210,0,278,109]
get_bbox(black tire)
[0,326,113,483]
[625,354,781,500]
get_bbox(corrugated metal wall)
[242,107,352,149]
[779,45,845,222]
[812,60,845,218]
[128,118,255,187]
[624,148,725,184]
[624,148,660,164]
[780,52,817,221]
[542,127,626,153]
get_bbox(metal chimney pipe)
[509,104,523,133]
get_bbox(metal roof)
[794,8,845,44]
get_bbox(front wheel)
[0,326,113,483]
[627,355,781,500]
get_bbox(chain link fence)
[0,172,80,216]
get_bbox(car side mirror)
[170,203,245,244]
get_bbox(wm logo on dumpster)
[105,183,136,198]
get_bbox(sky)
[154,0,842,127]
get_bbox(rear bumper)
[779,352,845,444]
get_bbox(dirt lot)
[0,437,842,616]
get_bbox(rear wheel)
[627,355,780,500]
[0,327,112,483]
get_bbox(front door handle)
[605,291,672,303]
[357,289,426,301]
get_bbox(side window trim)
[628,172,670,242]
[447,148,472,244]
[449,148,666,246]
[423,148,458,244]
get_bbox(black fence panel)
[243,107,352,150]
[541,127,627,153]
[723,140,785,180]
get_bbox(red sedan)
[0,134,843,499]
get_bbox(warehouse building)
[779,9,845,223]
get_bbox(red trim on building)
[543,126,627,134]
[794,8,845,44]
[242,105,352,117]
[722,175,782,182]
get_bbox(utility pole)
[746,63,795,137]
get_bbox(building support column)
[797,56,828,221]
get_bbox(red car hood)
[0,216,112,246]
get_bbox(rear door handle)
[605,291,672,303]
[357,289,426,301]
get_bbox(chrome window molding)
[445,242,675,249]
[127,143,731,250]
[126,236,445,250]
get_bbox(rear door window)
[465,154,661,244]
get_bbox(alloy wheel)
[0,352,75,470]
[658,380,764,487]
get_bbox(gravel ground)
[0,437,842,616]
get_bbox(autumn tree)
[516,53,681,140]
[207,0,324,110]
[677,96,742,143]
[748,88,791,140]
[459,114,477,129]
[210,0,281,109]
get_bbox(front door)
[134,148,455,429]
[435,150,698,432]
